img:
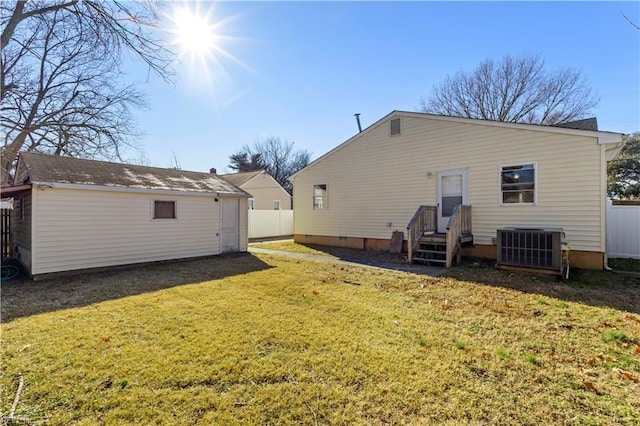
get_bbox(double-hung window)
[501,164,535,204]
[313,184,327,209]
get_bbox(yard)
[1,250,639,425]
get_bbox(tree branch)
[621,10,640,30]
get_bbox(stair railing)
[445,205,472,268]
[406,205,437,262]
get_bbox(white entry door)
[220,198,239,252]
[437,169,468,231]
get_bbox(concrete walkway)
[248,246,446,276]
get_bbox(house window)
[501,164,535,204]
[248,199,255,210]
[273,200,281,210]
[390,118,401,136]
[313,184,327,209]
[153,200,176,219]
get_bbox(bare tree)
[419,54,599,125]
[621,10,640,30]
[0,0,175,184]
[228,138,311,193]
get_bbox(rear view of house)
[1,153,251,278]
[290,111,625,270]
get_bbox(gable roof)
[218,170,265,187]
[553,117,598,131]
[16,152,250,196]
[290,110,624,180]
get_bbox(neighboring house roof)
[16,152,250,196]
[218,170,265,187]
[553,117,598,131]
[290,110,624,180]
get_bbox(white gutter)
[31,181,250,198]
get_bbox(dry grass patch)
[1,253,639,425]
[251,241,332,256]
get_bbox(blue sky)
[127,1,640,173]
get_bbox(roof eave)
[31,181,250,197]
[0,184,32,197]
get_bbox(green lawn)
[609,257,640,273]
[1,253,639,425]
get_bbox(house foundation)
[293,234,605,270]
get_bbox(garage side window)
[153,200,177,219]
[313,184,327,210]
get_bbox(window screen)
[154,200,176,219]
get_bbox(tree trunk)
[1,133,28,186]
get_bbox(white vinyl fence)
[607,200,640,259]
[248,209,294,239]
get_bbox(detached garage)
[2,152,251,278]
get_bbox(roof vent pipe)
[354,113,362,133]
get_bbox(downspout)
[603,196,612,271]
[603,147,611,271]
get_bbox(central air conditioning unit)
[497,227,568,275]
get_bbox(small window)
[313,184,327,210]
[153,200,176,219]
[248,199,255,210]
[501,164,535,204]
[390,118,401,136]
[273,200,280,210]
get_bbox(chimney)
[209,167,217,174]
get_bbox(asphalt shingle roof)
[218,170,264,187]
[553,117,599,131]
[18,152,250,196]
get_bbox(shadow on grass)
[1,253,272,323]
[257,243,446,276]
[445,261,640,314]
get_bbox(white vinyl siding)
[31,188,226,275]
[239,174,291,210]
[293,115,604,252]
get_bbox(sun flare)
[165,2,257,100]
[171,6,218,60]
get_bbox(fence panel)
[607,200,640,259]
[248,210,294,239]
